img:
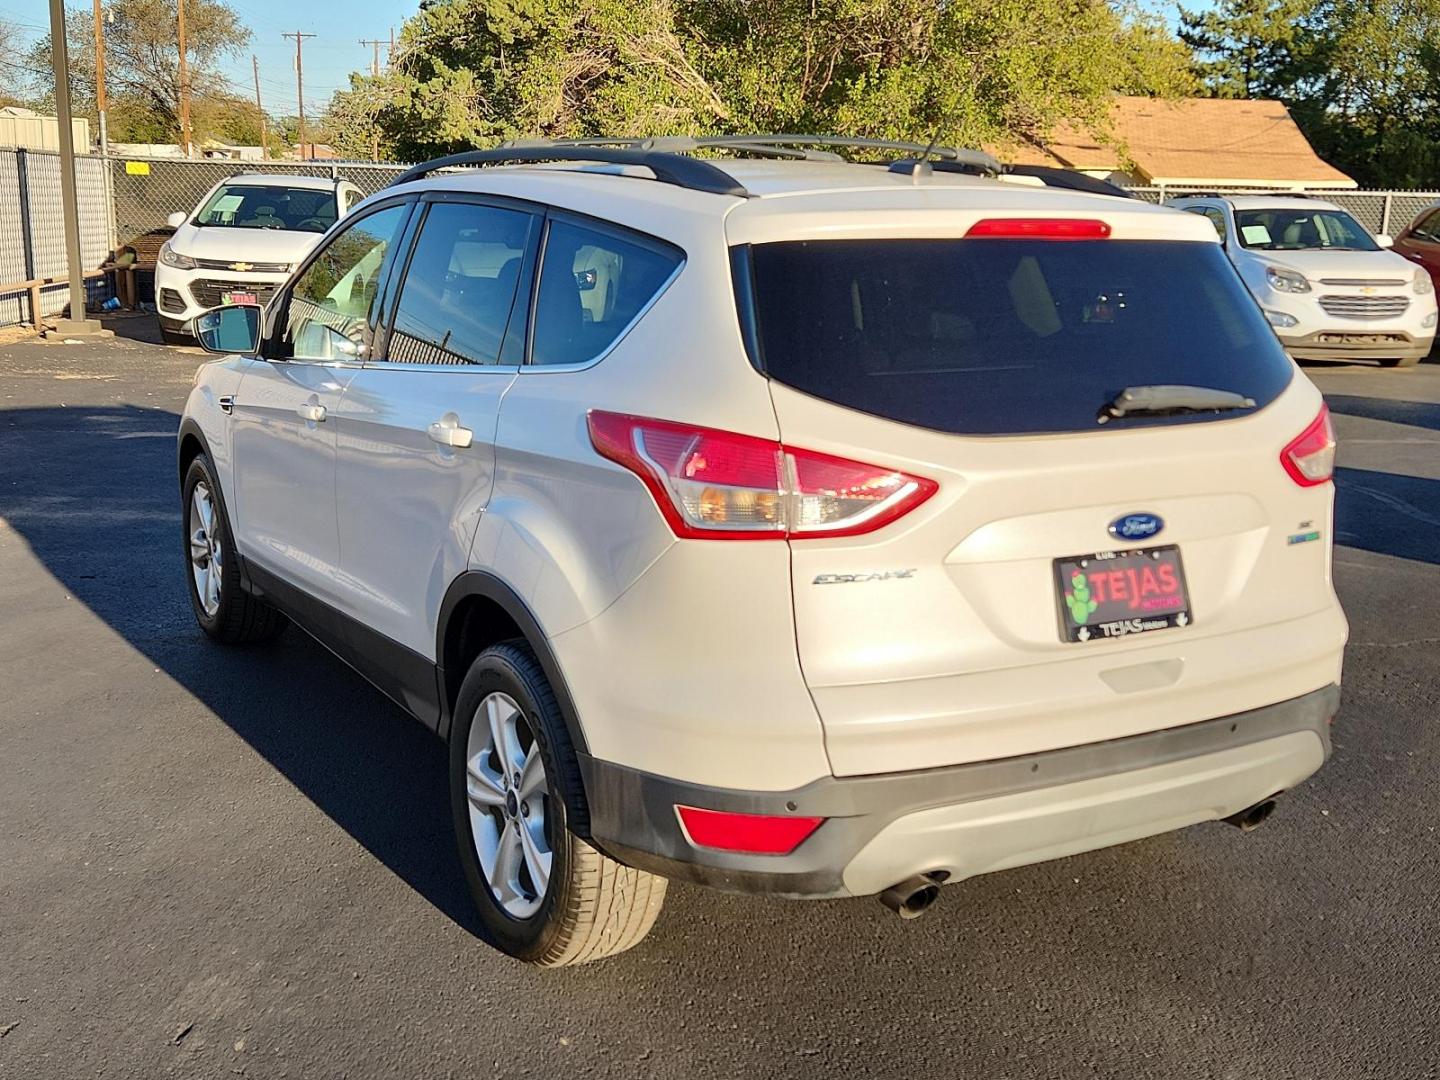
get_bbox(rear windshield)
[738,239,1293,436]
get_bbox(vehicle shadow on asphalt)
[4,401,1436,965]
[1327,393,1440,432]
[0,402,485,936]
[1334,466,1440,565]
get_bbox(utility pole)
[282,30,316,159]
[359,37,384,77]
[93,0,107,155]
[252,55,268,161]
[177,0,192,156]
[48,0,106,337]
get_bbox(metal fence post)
[1381,193,1393,237]
[13,150,36,321]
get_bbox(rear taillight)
[965,218,1112,240]
[587,411,937,540]
[675,806,824,855]
[1281,404,1336,487]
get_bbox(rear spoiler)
[1003,166,1135,199]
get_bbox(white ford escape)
[177,138,1347,966]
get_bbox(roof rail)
[560,134,1003,174]
[387,145,749,197]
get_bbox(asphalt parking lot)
[1,317,1437,1079]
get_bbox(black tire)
[450,641,666,966]
[181,454,288,644]
[159,323,193,347]
[1379,355,1421,368]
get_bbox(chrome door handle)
[427,420,473,449]
[297,403,327,423]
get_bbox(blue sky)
[3,0,418,115]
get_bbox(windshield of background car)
[739,238,1294,436]
[193,185,339,233]
[1234,208,1379,252]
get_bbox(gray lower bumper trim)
[579,685,1339,898]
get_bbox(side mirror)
[1376,234,1395,249]
[191,305,262,355]
[166,211,187,229]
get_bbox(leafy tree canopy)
[25,0,253,145]
[322,0,1194,163]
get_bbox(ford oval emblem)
[1109,512,1164,541]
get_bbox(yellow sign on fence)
[124,161,150,176]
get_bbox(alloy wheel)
[189,481,223,617]
[465,692,553,919]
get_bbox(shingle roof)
[993,97,1355,188]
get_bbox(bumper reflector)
[675,805,824,855]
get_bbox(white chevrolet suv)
[1168,194,1437,367]
[177,138,1347,966]
[157,173,363,344]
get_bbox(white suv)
[157,173,363,344]
[178,138,1347,966]
[1168,194,1437,367]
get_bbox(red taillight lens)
[1281,404,1336,487]
[675,806,824,855]
[965,218,1112,240]
[587,411,937,540]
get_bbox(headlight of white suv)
[1265,266,1311,294]
[159,241,197,270]
[1414,269,1434,295]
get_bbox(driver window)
[284,203,407,361]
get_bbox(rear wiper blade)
[1100,384,1257,424]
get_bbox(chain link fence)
[6,148,1440,327]
[109,157,407,246]
[1129,187,1440,235]
[0,148,112,325]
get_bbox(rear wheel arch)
[437,571,592,834]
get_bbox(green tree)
[1303,0,1440,185]
[1,18,33,107]
[1181,0,1440,186]
[327,0,1194,163]
[1179,0,1322,99]
[26,0,251,144]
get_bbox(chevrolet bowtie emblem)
[229,261,253,272]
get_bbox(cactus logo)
[1064,570,1100,626]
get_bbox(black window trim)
[369,190,547,371]
[518,207,688,373]
[263,193,418,365]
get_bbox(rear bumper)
[580,684,1338,898]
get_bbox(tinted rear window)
[739,239,1293,436]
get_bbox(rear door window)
[529,219,683,367]
[385,201,538,366]
[739,239,1293,436]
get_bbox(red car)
[1391,204,1440,294]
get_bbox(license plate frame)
[221,290,258,307]
[1053,545,1191,643]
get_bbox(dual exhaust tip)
[877,798,1280,919]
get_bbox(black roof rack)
[559,134,1004,175]
[387,145,750,197]
[388,135,1011,197]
